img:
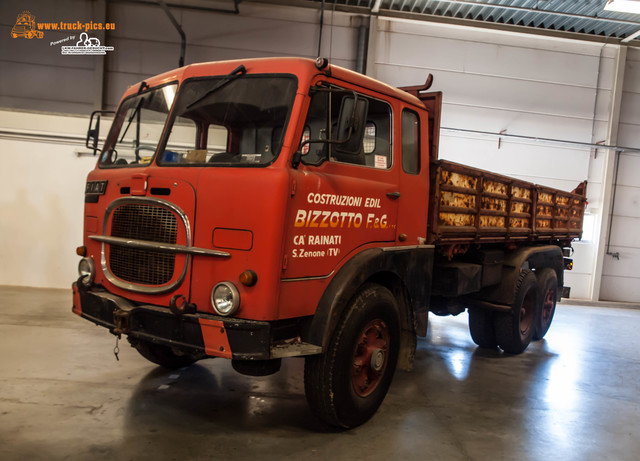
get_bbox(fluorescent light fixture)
[622,28,640,42]
[604,0,640,14]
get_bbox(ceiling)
[304,0,640,41]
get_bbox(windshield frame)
[98,81,178,169]
[156,73,298,169]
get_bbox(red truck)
[73,57,586,428]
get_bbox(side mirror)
[86,110,114,155]
[334,95,368,155]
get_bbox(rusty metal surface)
[429,160,586,246]
[440,191,476,209]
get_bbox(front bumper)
[72,283,275,360]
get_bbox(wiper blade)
[187,64,246,109]
[118,98,144,144]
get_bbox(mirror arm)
[86,110,115,156]
[292,151,302,169]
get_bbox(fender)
[476,245,564,306]
[303,245,435,349]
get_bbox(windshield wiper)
[187,64,246,109]
[119,97,144,144]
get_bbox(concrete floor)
[1,286,639,461]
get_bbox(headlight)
[78,257,95,286]
[211,282,240,316]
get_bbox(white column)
[365,15,379,78]
[590,45,627,301]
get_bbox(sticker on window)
[374,155,387,169]
[241,154,261,163]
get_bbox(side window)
[300,87,392,169]
[402,110,420,175]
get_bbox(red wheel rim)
[542,288,555,323]
[519,290,536,336]
[351,319,390,397]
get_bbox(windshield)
[100,83,177,167]
[158,75,297,167]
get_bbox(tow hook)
[113,308,131,336]
[169,294,196,315]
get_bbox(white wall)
[599,48,640,302]
[0,110,97,288]
[369,17,640,302]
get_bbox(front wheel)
[129,338,201,370]
[304,283,400,428]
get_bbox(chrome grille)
[109,204,178,285]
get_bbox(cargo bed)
[428,160,587,246]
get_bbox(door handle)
[386,191,401,199]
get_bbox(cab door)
[283,83,400,280]
[394,107,430,245]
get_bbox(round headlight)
[211,282,240,316]
[78,257,95,286]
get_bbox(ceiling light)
[604,0,640,15]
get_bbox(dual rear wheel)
[468,268,558,353]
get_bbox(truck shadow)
[122,356,331,435]
[120,313,561,454]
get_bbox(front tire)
[495,270,539,354]
[304,283,400,428]
[129,338,200,370]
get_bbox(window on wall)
[363,122,376,154]
[402,110,420,175]
[300,87,392,170]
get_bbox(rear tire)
[129,338,200,370]
[534,269,558,340]
[495,270,539,354]
[468,307,497,348]
[304,283,400,428]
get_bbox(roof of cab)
[122,57,425,109]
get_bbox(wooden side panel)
[429,160,586,246]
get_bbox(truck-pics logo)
[10,10,116,55]
[10,11,43,39]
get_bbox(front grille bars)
[89,197,230,295]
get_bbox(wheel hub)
[370,348,385,372]
[352,319,390,397]
[519,291,536,336]
[542,289,555,321]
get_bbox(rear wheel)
[468,307,497,348]
[534,269,558,340]
[129,338,201,370]
[495,270,539,354]
[304,283,400,428]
